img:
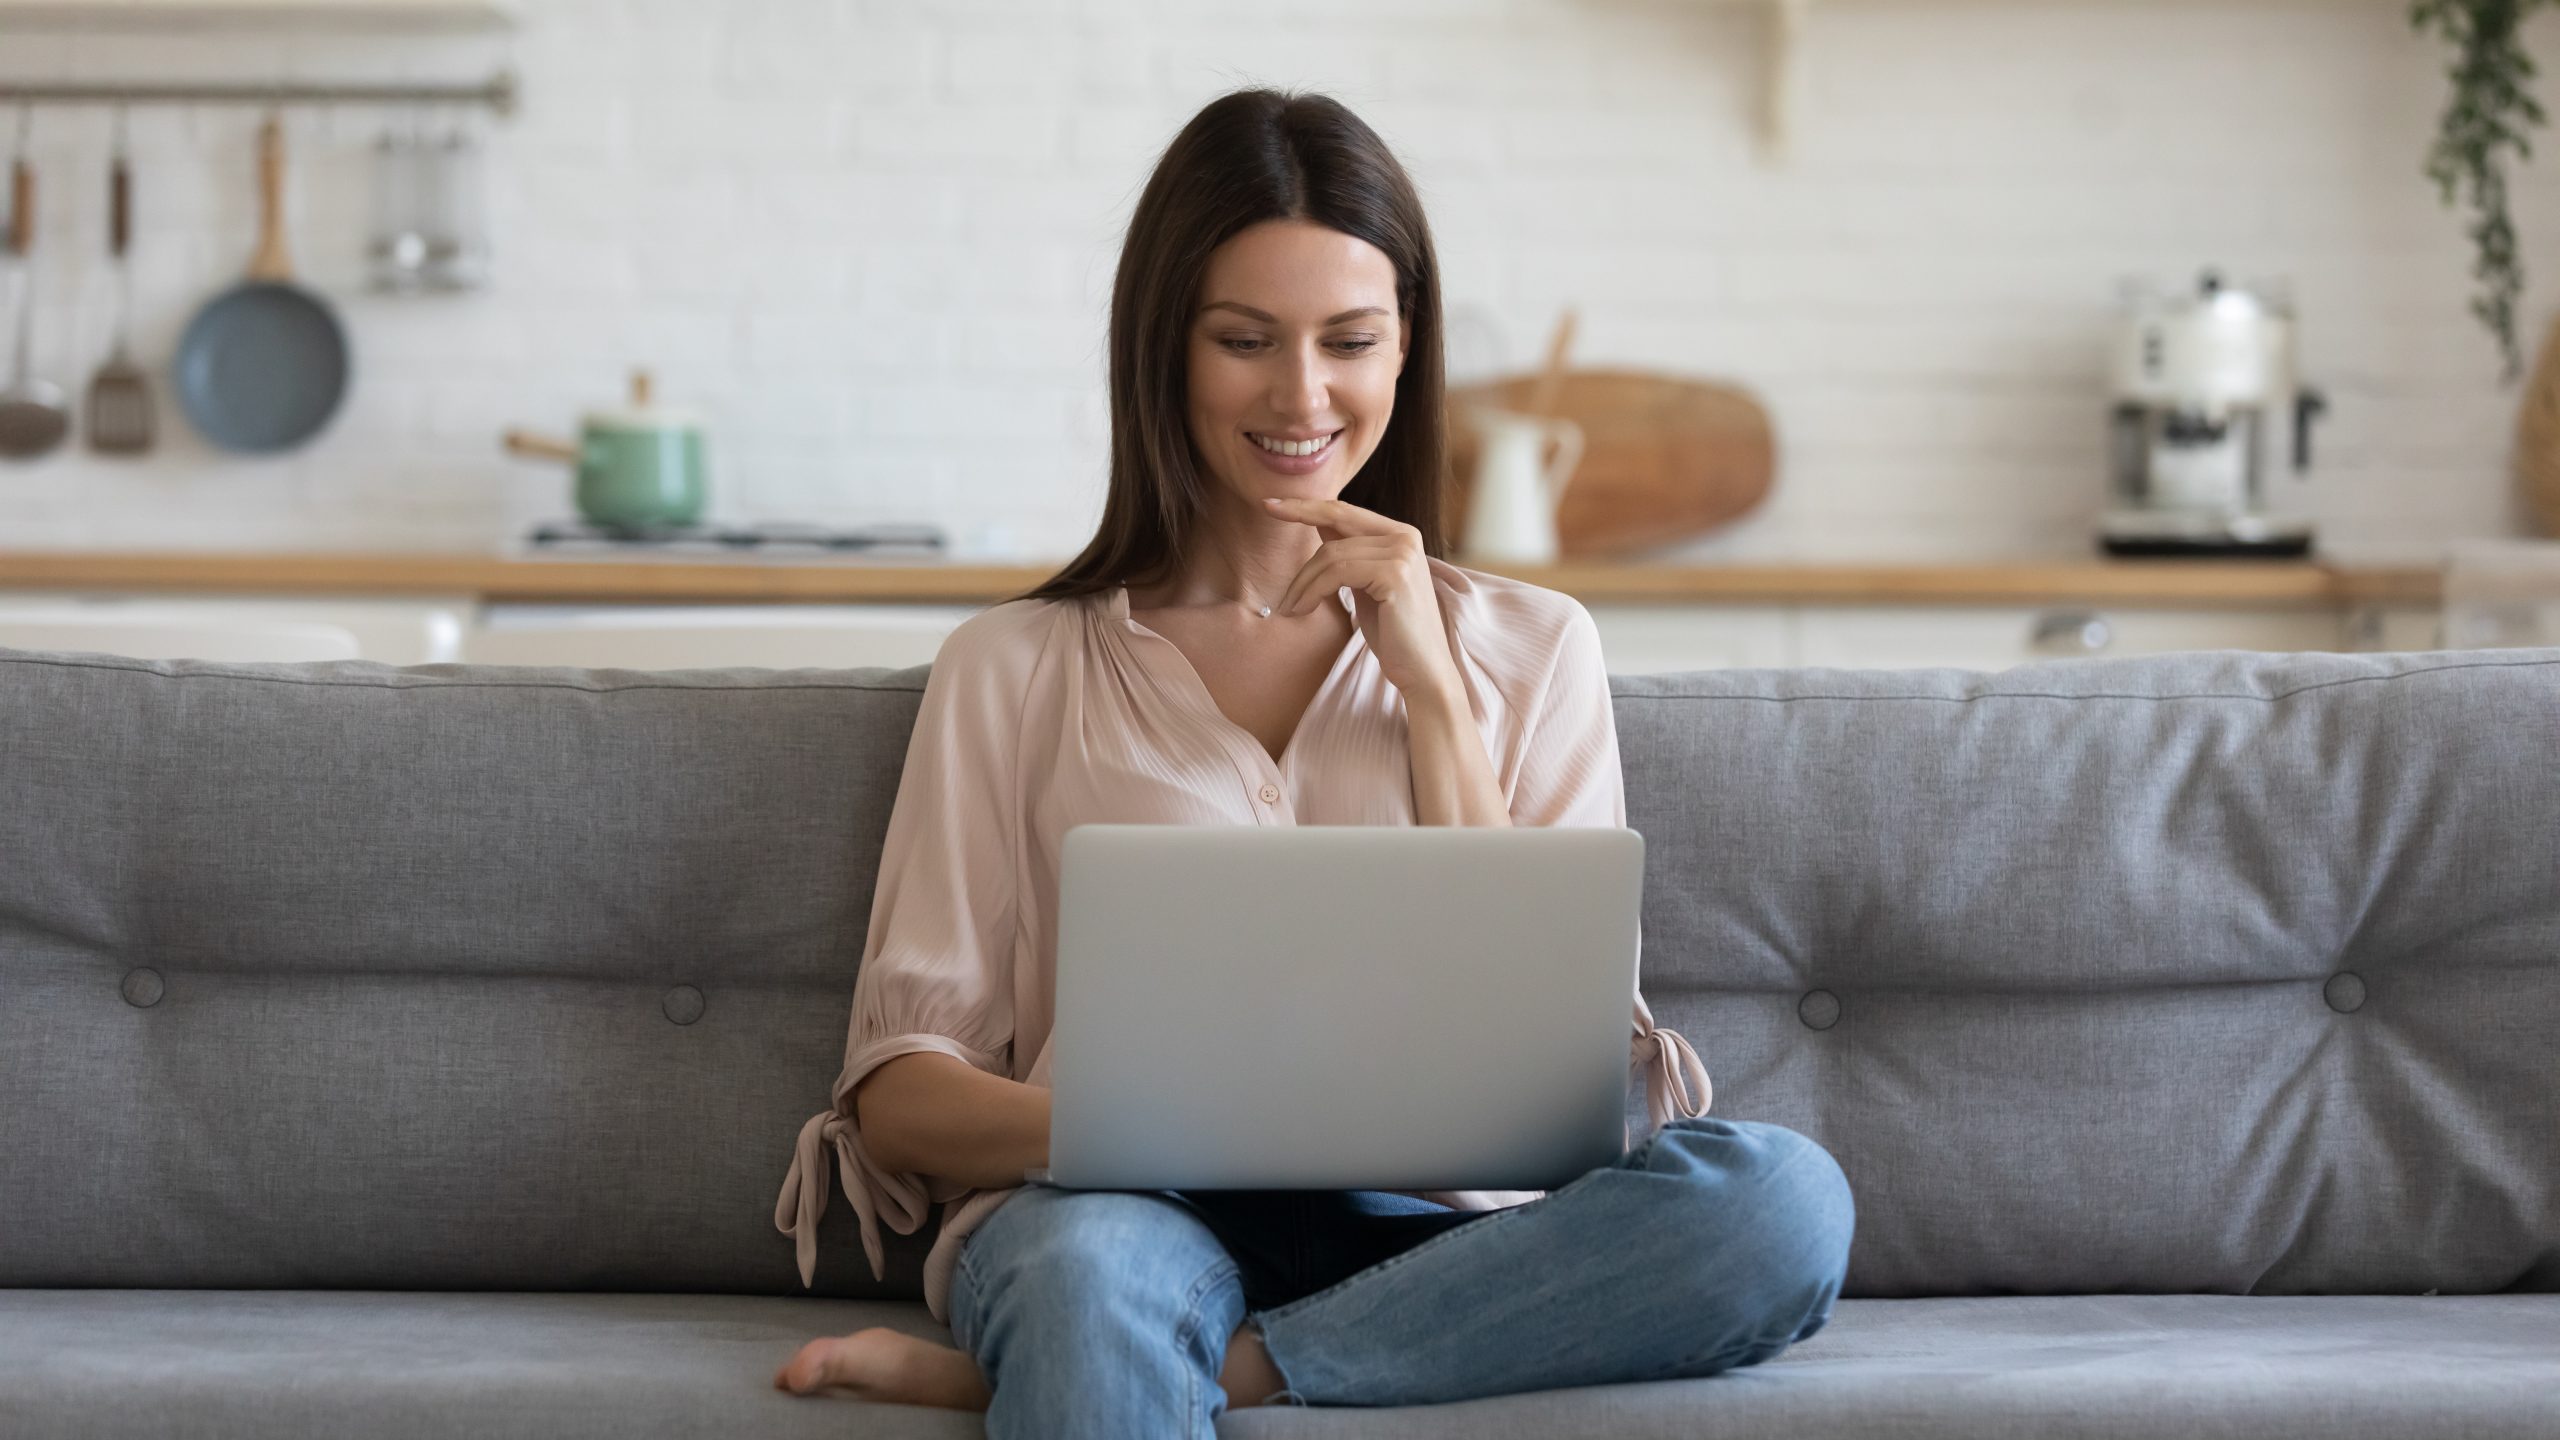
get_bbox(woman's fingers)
[1281,559,1348,617]
[1264,494,1401,533]
[1279,537,1398,615]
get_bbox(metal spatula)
[86,122,152,455]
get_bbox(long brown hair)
[998,87,1450,610]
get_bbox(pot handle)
[503,429,582,464]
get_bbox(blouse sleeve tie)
[1634,1018,1713,1129]
[775,1104,930,1290]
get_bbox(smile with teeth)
[1250,430,1340,457]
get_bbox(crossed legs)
[898,1117,1854,1437]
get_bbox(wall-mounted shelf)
[1713,0,2412,165]
[0,0,516,31]
[0,69,517,114]
[1760,0,1810,165]
[1694,0,1814,164]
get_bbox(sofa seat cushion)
[1231,1294,2560,1439]
[3,1291,2554,1439]
[0,1292,975,1440]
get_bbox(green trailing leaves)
[2413,0,2554,382]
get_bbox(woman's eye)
[1220,338,1378,355]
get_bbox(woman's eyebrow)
[1198,302,1392,324]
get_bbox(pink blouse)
[775,555,1713,1321]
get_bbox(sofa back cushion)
[1615,648,2560,1296]
[2,643,2554,1297]
[0,649,937,1296]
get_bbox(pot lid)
[583,367,703,430]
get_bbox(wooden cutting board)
[1445,369,1776,559]
[2519,312,2560,538]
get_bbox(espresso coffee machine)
[2102,270,2328,557]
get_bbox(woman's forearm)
[852,1050,1051,1190]
[1406,687,1512,827]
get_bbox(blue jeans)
[946,1117,1854,1438]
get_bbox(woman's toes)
[778,1334,873,1396]
[773,1329,991,1411]
[775,1336,849,1395]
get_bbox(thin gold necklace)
[1130,582,1278,618]
[1185,593,1279,618]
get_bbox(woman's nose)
[1270,346,1330,417]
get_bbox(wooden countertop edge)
[0,551,2444,608]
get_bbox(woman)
[771,87,1853,1434]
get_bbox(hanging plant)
[2412,0,2554,382]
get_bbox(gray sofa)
[3,639,2556,1439]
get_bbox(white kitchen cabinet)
[0,592,469,663]
[465,604,978,671]
[1587,605,1794,673]
[465,600,2428,676]
[475,602,1786,675]
[1790,604,2348,671]
[0,586,2452,676]
[1592,602,2371,677]
[2343,605,2446,652]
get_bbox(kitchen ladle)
[0,118,72,461]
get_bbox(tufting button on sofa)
[1798,988,1840,1031]
[2323,972,2366,1014]
[662,986,706,1026]
[120,968,164,1008]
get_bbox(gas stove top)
[523,520,949,553]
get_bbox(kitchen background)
[0,0,2550,564]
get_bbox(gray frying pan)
[174,114,348,453]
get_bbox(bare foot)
[774,1327,992,1410]
[1221,1321,1288,1409]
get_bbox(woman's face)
[1186,218,1409,507]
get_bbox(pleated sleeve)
[774,611,1029,1289]
[1508,599,1712,1132]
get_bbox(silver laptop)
[1038,823,1645,1192]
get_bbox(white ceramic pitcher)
[1460,405,1585,564]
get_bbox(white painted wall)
[0,0,2548,560]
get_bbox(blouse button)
[1258,783,1281,804]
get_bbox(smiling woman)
[1199,263,1401,483]
[771,85,1807,1440]
[1001,89,1448,616]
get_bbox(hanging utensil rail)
[0,71,516,116]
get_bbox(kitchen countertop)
[0,549,2442,608]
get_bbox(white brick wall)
[0,0,2549,559]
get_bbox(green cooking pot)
[504,369,707,530]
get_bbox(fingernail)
[1262,497,1280,505]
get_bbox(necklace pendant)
[1257,605,1272,618]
